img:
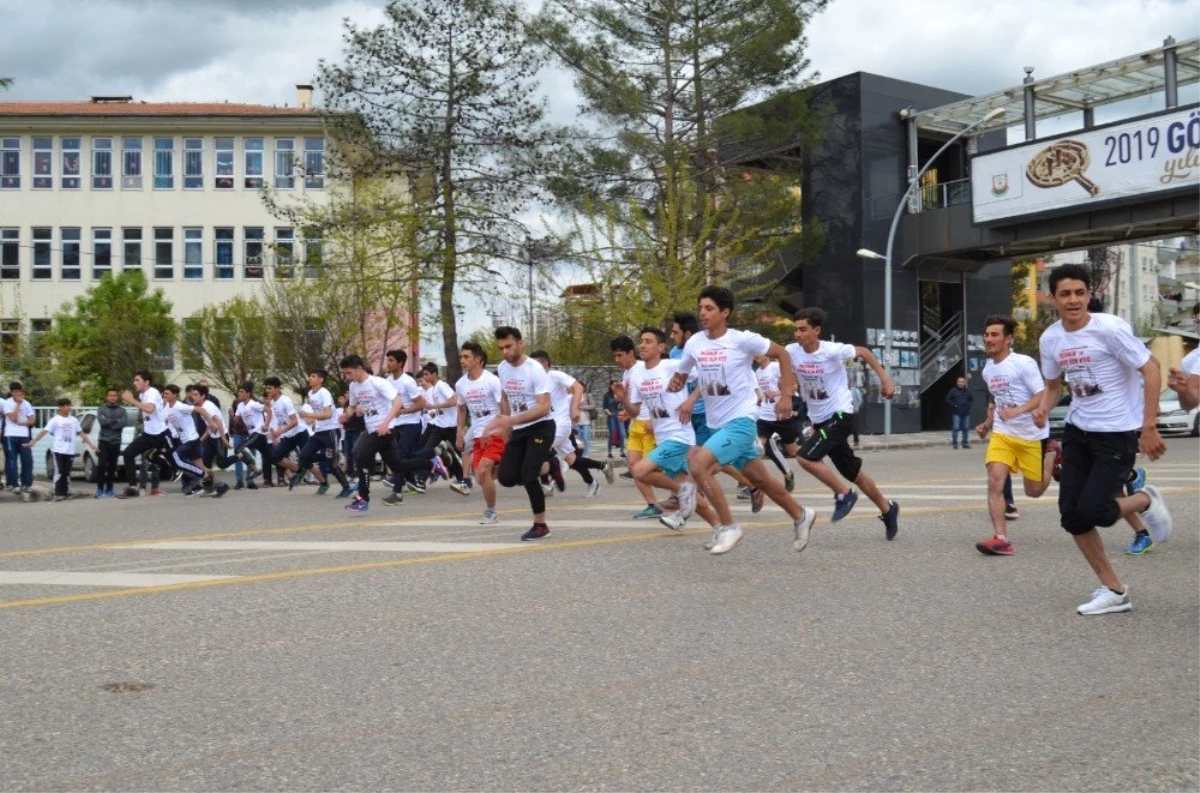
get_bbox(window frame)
[244,227,265,279]
[32,136,53,189]
[274,138,295,189]
[92,137,113,189]
[303,138,324,189]
[183,227,203,280]
[93,227,113,280]
[183,137,204,190]
[1,137,21,189]
[0,319,19,364]
[122,227,143,272]
[32,227,53,280]
[303,228,322,279]
[154,137,175,190]
[214,137,235,189]
[121,137,143,189]
[214,227,235,280]
[244,137,264,189]
[29,319,52,360]
[61,227,82,281]
[61,137,82,189]
[0,228,19,280]
[275,227,295,279]
[153,227,174,280]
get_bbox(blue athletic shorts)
[702,417,759,471]
[648,439,692,478]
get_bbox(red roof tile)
[0,101,318,116]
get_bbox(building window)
[32,136,53,189]
[214,227,234,279]
[154,137,174,189]
[181,318,204,370]
[61,227,81,280]
[244,137,264,189]
[275,227,295,278]
[183,227,203,280]
[214,137,234,189]
[93,228,113,280]
[152,340,175,372]
[0,320,19,363]
[183,137,203,189]
[93,138,113,189]
[244,227,264,279]
[274,138,295,189]
[303,138,324,189]
[122,137,143,189]
[303,228,322,278]
[154,227,174,280]
[1,138,19,189]
[30,319,51,359]
[61,137,81,189]
[1,228,18,280]
[32,227,52,280]
[123,227,142,271]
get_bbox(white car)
[1157,391,1200,437]
[37,408,140,482]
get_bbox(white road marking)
[118,541,527,553]
[0,571,239,588]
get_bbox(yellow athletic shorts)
[986,432,1046,481]
[627,419,658,455]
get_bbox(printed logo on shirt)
[1057,347,1103,397]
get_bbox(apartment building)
[0,86,359,381]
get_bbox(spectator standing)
[95,389,127,497]
[850,384,864,447]
[603,380,626,458]
[3,381,36,493]
[945,377,973,449]
[576,383,595,455]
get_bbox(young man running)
[383,349,427,492]
[233,383,271,488]
[161,385,226,496]
[287,370,353,497]
[668,286,817,555]
[1035,263,1173,615]
[489,326,555,541]
[340,354,406,512]
[973,315,1062,555]
[263,377,307,489]
[456,342,506,524]
[397,363,466,493]
[26,398,98,501]
[786,307,901,540]
[611,335,667,518]
[120,371,173,498]
[531,350,612,497]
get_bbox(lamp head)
[983,107,1006,122]
[856,248,884,261]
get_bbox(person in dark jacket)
[95,388,127,497]
[945,376,973,449]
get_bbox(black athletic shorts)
[756,418,799,447]
[798,411,862,482]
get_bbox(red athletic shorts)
[472,434,507,469]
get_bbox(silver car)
[1156,392,1200,437]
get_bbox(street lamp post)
[858,107,1005,441]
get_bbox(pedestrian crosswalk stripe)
[0,572,238,588]
[119,541,527,553]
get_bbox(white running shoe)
[659,512,687,531]
[604,458,615,485]
[586,480,601,498]
[793,506,816,552]
[478,510,499,525]
[703,525,720,550]
[1139,484,1172,544]
[1077,585,1131,615]
[676,481,697,521]
[541,482,554,496]
[710,524,744,555]
[449,479,471,496]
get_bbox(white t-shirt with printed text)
[755,361,783,422]
[983,352,1048,441]
[348,376,400,434]
[425,380,457,430]
[627,358,696,445]
[236,400,267,435]
[455,370,503,437]
[498,357,552,431]
[785,340,855,424]
[138,387,168,435]
[1040,313,1151,432]
[270,395,306,439]
[546,368,578,429]
[306,388,339,433]
[162,402,200,444]
[677,328,771,429]
[388,373,424,427]
[45,415,83,455]
[2,398,34,438]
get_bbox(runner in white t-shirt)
[489,326,555,541]
[610,335,667,515]
[234,383,273,487]
[456,341,505,524]
[1168,347,1200,411]
[341,354,405,513]
[160,384,223,495]
[668,286,817,555]
[282,369,353,497]
[383,349,428,493]
[752,355,796,492]
[1034,264,1172,616]
[263,377,308,490]
[972,315,1061,556]
[786,307,900,539]
[119,371,173,498]
[25,398,98,500]
[396,363,467,493]
[531,349,613,499]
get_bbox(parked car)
[1047,394,1071,438]
[36,407,139,482]
[1156,390,1200,437]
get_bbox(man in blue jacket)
[945,376,973,449]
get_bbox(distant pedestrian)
[576,382,595,455]
[945,377,973,449]
[850,384,863,446]
[95,388,127,498]
[603,380,626,458]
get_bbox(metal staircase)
[919,311,964,392]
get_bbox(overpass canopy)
[911,37,1200,138]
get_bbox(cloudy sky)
[2,0,1197,345]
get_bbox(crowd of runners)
[3,264,1197,615]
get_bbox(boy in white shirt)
[3,381,36,492]
[340,354,406,513]
[283,369,353,497]
[25,398,98,501]
[456,341,505,524]
[1034,264,1173,615]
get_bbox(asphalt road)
[0,439,1196,792]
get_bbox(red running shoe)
[976,535,1014,556]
